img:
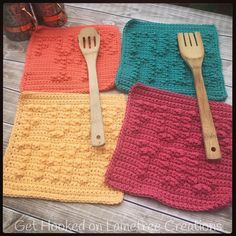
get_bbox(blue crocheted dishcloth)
[116,19,227,101]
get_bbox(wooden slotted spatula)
[78,27,105,146]
[177,32,221,160]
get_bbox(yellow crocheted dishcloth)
[3,92,126,204]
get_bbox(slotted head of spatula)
[177,32,204,69]
[78,27,100,55]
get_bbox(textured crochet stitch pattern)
[115,19,227,101]
[20,25,120,92]
[3,93,126,204]
[105,83,232,211]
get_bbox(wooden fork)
[78,27,105,147]
[177,32,221,160]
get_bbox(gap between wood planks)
[64,3,232,37]
[1,197,223,233]
[2,87,232,233]
[64,5,232,61]
[3,6,233,61]
[2,4,230,234]
[2,78,232,233]
[3,206,75,233]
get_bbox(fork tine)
[194,32,203,48]
[189,33,196,46]
[184,33,191,46]
[177,33,185,51]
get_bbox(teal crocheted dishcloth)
[115,19,227,101]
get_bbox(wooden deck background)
[3,3,232,233]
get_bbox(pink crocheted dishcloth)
[20,25,120,92]
[105,83,232,211]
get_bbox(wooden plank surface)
[64,4,232,60]
[2,87,232,233]
[3,208,73,233]
[66,3,232,36]
[3,197,219,233]
[3,3,232,234]
[3,207,72,233]
[3,6,232,61]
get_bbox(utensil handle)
[86,54,105,146]
[192,68,221,160]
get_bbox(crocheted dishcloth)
[115,19,227,101]
[3,93,126,204]
[20,25,120,93]
[105,83,232,211]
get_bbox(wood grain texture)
[3,123,12,151]
[2,88,232,233]
[3,5,232,62]
[3,88,20,125]
[125,196,232,233]
[66,3,232,36]
[3,197,219,233]
[192,68,221,160]
[3,207,72,233]
[3,3,232,234]
[78,28,105,146]
[178,32,221,160]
